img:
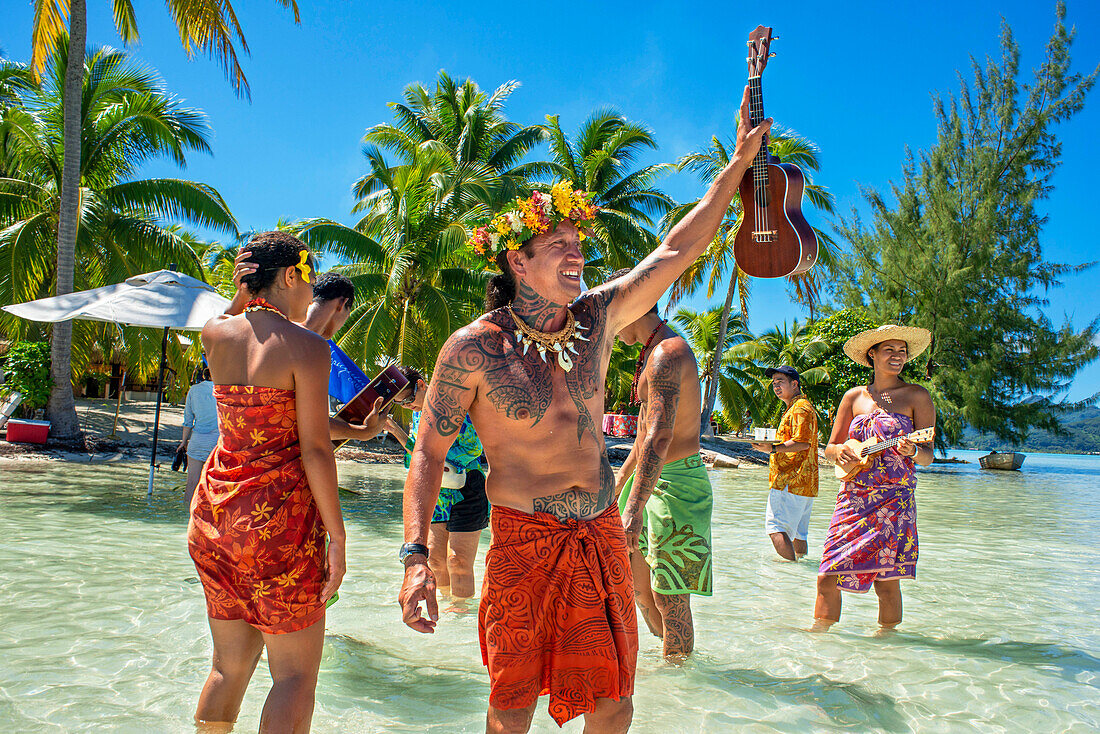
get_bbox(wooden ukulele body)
[832,427,935,480]
[733,160,817,279]
[833,437,881,481]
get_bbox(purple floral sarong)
[819,409,918,593]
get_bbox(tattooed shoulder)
[422,321,497,437]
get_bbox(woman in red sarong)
[188,231,345,733]
[816,325,936,634]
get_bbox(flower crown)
[466,181,599,261]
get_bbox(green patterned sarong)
[618,453,713,595]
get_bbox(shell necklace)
[506,305,587,372]
[244,297,286,318]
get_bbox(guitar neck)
[747,75,770,180]
[861,433,909,457]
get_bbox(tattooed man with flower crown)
[398,86,771,734]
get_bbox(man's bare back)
[632,333,702,467]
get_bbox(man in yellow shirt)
[752,366,818,561]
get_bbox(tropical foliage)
[724,320,832,434]
[833,6,1098,445]
[0,46,237,389]
[297,75,528,372]
[3,340,51,416]
[28,0,295,436]
[664,128,837,432]
[541,111,674,274]
[805,308,878,419]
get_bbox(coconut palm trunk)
[700,267,747,437]
[46,0,86,438]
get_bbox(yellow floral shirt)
[769,396,819,497]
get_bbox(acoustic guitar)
[733,25,817,279]
[833,427,935,480]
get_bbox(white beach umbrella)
[3,268,229,494]
[4,269,227,330]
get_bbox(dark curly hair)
[484,245,538,312]
[312,272,354,308]
[239,231,314,295]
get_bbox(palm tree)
[725,320,831,430]
[299,75,558,374]
[541,111,675,274]
[671,306,765,432]
[665,128,838,433]
[298,146,491,373]
[27,0,296,436]
[0,45,237,397]
[363,72,551,207]
[604,339,641,414]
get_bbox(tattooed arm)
[615,440,639,500]
[591,86,770,331]
[399,329,480,633]
[620,345,683,551]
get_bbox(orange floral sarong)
[187,385,327,634]
[479,504,638,726]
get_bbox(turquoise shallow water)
[0,450,1098,732]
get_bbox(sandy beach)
[0,397,770,469]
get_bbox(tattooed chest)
[480,337,603,425]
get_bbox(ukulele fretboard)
[746,75,773,242]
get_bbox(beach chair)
[0,391,24,431]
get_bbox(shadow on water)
[883,634,1100,685]
[321,633,485,720]
[696,663,908,732]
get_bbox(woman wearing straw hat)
[813,325,936,633]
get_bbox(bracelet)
[399,542,429,563]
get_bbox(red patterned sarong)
[188,385,327,634]
[479,504,637,727]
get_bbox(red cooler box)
[6,419,50,444]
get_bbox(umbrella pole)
[110,324,126,439]
[110,370,125,439]
[147,326,170,496]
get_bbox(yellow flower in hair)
[551,181,574,217]
[295,249,312,284]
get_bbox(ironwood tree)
[833,4,1098,445]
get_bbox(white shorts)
[765,488,814,541]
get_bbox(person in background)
[751,366,819,561]
[189,231,345,732]
[611,268,713,661]
[384,366,488,604]
[178,364,219,505]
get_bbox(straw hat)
[842,325,931,368]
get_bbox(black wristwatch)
[399,542,429,563]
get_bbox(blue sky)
[2,0,1098,400]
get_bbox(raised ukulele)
[733,26,817,279]
[833,427,936,480]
